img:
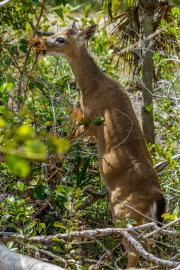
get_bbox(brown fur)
[44,24,165,268]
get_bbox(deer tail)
[155,193,166,225]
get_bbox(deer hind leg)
[123,237,140,268]
[111,201,143,268]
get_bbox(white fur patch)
[149,202,157,220]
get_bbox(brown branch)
[35,0,46,29]
[29,21,55,37]
[33,201,50,218]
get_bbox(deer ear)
[66,22,78,36]
[71,22,78,33]
[78,24,96,43]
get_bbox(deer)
[43,23,166,268]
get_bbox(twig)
[24,243,81,268]
[117,20,177,56]
[155,154,180,172]
[83,259,114,270]
[154,240,178,249]
[33,201,50,218]
[29,21,55,36]
[121,231,179,268]
[144,218,180,239]
[35,0,46,29]
[120,201,163,226]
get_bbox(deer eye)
[56,37,65,43]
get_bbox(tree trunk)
[140,0,157,144]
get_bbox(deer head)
[44,23,96,58]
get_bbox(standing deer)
[44,23,166,268]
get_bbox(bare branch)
[0,222,179,269]
[144,218,180,239]
[29,21,55,36]
[155,153,180,172]
[121,231,179,268]
[1,223,179,244]
[2,229,179,268]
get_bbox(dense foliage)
[0,1,179,269]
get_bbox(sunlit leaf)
[0,117,6,128]
[0,82,14,92]
[38,223,46,234]
[24,139,47,159]
[53,221,66,229]
[49,136,70,154]
[6,155,30,178]
[145,103,153,112]
[16,125,34,138]
[14,181,27,192]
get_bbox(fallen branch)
[1,225,179,269]
[1,223,179,244]
[0,221,179,269]
[0,243,64,270]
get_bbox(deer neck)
[67,46,104,94]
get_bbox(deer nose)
[44,39,48,46]
[44,39,52,47]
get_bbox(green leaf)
[19,39,28,53]
[0,117,6,128]
[10,45,18,55]
[16,125,34,139]
[49,136,70,154]
[38,223,46,234]
[34,81,44,90]
[29,81,35,90]
[33,185,49,200]
[33,0,40,4]
[14,181,27,192]
[0,82,14,92]
[93,116,104,125]
[53,221,66,229]
[145,103,153,112]
[6,155,30,178]
[55,8,64,19]
[24,139,47,160]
